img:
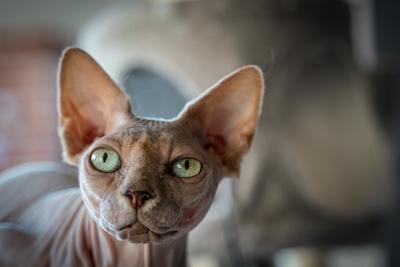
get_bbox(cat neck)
[112,231,188,267]
[145,235,187,267]
[82,207,188,267]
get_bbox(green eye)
[171,158,202,178]
[90,148,121,173]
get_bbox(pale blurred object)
[189,254,219,267]
[274,245,385,267]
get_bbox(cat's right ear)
[176,66,264,177]
[57,48,133,165]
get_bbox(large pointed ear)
[58,47,133,165]
[178,66,264,176]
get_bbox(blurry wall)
[0,0,132,35]
[0,35,61,170]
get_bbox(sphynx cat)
[0,48,264,267]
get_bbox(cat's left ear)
[58,48,133,165]
[177,66,264,177]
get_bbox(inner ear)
[177,65,264,176]
[58,48,133,165]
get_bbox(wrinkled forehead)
[99,119,195,164]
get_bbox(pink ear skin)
[57,48,133,165]
[57,47,265,175]
[177,65,265,177]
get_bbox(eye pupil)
[90,148,121,173]
[184,159,190,170]
[103,152,108,162]
[171,158,202,178]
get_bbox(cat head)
[57,48,264,243]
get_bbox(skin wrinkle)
[83,122,202,242]
[0,48,264,267]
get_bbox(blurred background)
[0,0,399,266]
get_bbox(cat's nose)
[123,190,153,209]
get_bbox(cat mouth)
[116,222,178,243]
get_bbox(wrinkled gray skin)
[0,48,264,267]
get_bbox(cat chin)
[113,224,180,243]
[125,233,150,243]
[148,229,180,243]
[115,230,180,244]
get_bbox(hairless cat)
[0,48,264,267]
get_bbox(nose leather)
[123,190,153,209]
